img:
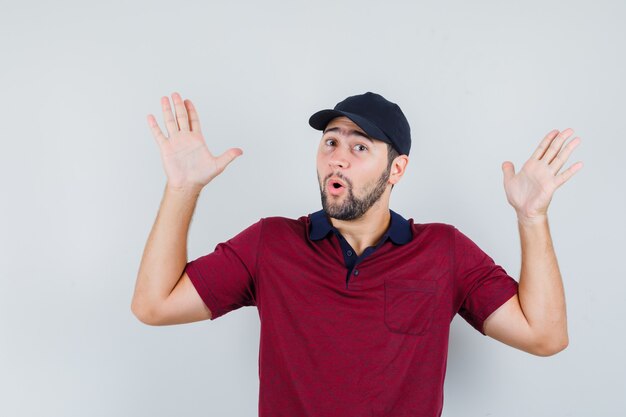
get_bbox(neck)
[329,200,391,256]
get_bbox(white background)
[1,0,624,416]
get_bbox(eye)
[354,144,368,152]
[324,138,336,146]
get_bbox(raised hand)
[501,128,583,224]
[147,92,243,191]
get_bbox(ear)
[389,155,409,185]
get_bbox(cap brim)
[308,109,391,144]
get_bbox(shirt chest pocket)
[384,278,437,336]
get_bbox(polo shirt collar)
[309,209,412,245]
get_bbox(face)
[316,117,392,221]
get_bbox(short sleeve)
[453,227,519,335]
[183,218,264,320]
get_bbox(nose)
[328,145,351,169]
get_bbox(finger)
[171,92,190,132]
[184,99,203,133]
[216,148,244,171]
[550,137,581,174]
[161,96,178,136]
[542,128,574,163]
[531,129,560,160]
[502,161,515,183]
[555,161,584,188]
[147,114,168,146]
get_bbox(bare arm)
[131,92,242,325]
[131,183,207,324]
[483,128,583,355]
[484,216,567,356]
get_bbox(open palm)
[502,128,583,222]
[147,92,242,190]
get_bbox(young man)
[132,91,583,416]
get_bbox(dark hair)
[386,144,400,191]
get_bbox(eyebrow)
[323,126,374,143]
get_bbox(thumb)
[502,161,515,182]
[216,147,244,171]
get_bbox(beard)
[318,167,390,221]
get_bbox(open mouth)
[327,179,346,195]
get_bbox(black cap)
[308,92,411,156]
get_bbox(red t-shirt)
[184,210,519,417]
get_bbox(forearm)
[517,215,568,352]
[131,183,202,317]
